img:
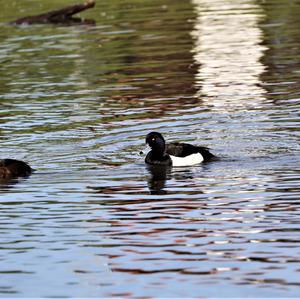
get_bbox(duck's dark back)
[0,159,32,179]
[166,142,215,161]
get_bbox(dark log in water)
[11,0,95,25]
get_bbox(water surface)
[0,0,300,297]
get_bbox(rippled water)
[1,0,300,297]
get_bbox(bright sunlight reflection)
[191,0,268,109]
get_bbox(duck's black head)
[146,132,166,151]
[145,132,171,166]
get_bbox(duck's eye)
[151,138,155,141]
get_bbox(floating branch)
[11,0,95,25]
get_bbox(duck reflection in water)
[146,164,171,195]
[146,165,200,195]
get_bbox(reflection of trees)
[0,0,201,131]
[260,1,300,100]
[89,0,199,113]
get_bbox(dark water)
[1,0,300,297]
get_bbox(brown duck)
[0,159,32,179]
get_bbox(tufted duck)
[145,132,215,166]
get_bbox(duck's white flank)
[170,153,204,166]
